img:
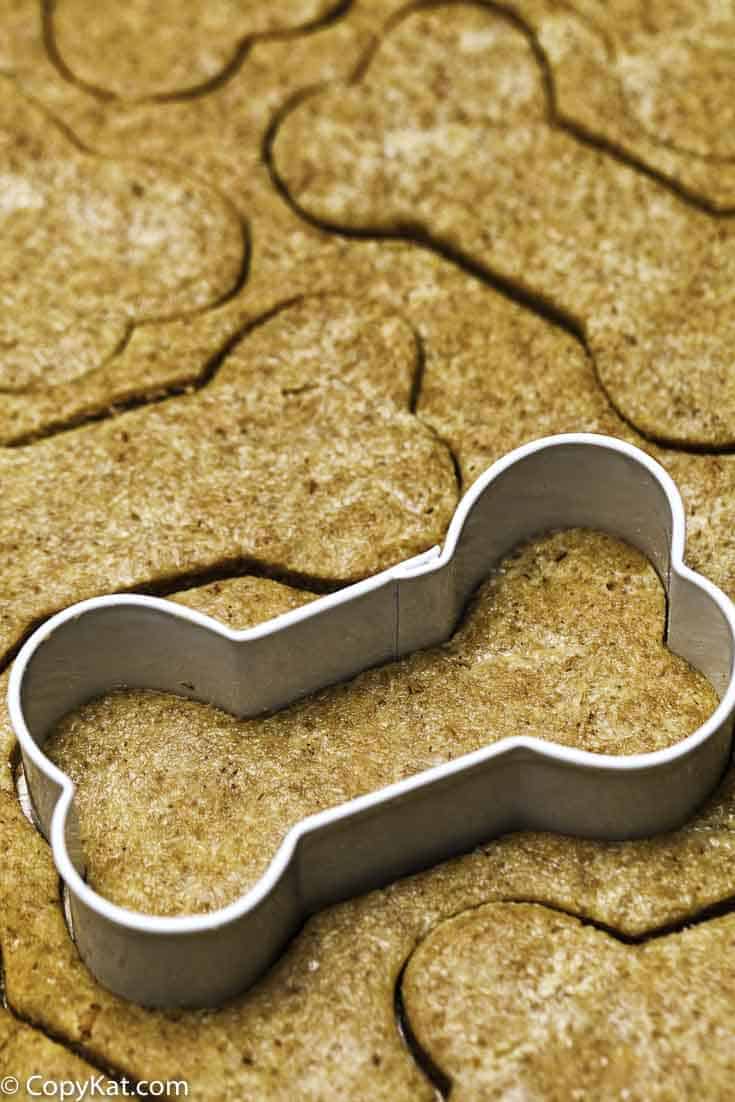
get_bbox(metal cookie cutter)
[9,433,735,1007]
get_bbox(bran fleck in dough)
[403,902,735,1101]
[272,3,735,448]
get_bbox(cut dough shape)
[273,4,735,447]
[0,1003,114,1089]
[0,76,243,392]
[403,901,735,1101]
[1,1,735,1092]
[49,0,348,100]
[410,278,735,612]
[0,296,457,663]
[0,6,429,444]
[516,0,735,208]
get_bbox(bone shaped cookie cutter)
[9,433,735,1007]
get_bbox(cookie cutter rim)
[9,432,735,1007]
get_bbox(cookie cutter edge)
[9,432,735,1006]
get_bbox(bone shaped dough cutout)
[403,900,735,1100]
[272,3,735,448]
[513,0,735,217]
[49,0,349,100]
[552,0,735,160]
[0,77,243,391]
[0,295,457,663]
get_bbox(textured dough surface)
[2,0,735,1095]
[515,0,735,206]
[403,901,735,1101]
[50,0,346,99]
[0,0,444,448]
[0,295,457,663]
[0,76,243,392]
[0,1008,114,1093]
[273,3,735,447]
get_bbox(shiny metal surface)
[8,434,735,1007]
